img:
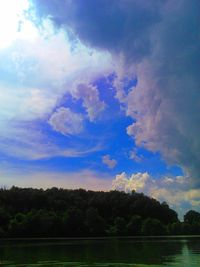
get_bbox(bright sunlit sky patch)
[0,0,37,48]
[0,0,199,217]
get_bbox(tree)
[167,222,182,235]
[141,218,166,236]
[184,210,200,225]
[8,213,28,237]
[85,207,106,236]
[0,187,184,237]
[62,208,85,237]
[0,207,10,234]
[127,215,142,235]
[114,217,127,235]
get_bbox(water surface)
[0,236,200,266]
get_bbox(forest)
[0,187,199,238]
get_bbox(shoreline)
[1,235,200,242]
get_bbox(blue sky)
[0,0,200,217]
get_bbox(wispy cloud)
[48,107,84,136]
[0,12,113,160]
[0,165,112,191]
[0,121,103,160]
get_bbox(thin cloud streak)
[0,167,112,191]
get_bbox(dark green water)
[0,236,200,266]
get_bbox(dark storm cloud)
[31,0,164,62]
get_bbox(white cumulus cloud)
[112,172,200,219]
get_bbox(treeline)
[0,187,199,237]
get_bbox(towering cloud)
[31,0,200,181]
[126,0,200,180]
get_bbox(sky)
[0,0,199,218]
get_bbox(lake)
[0,236,200,266]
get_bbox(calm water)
[0,236,200,266]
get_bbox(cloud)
[102,154,117,169]
[31,0,200,182]
[125,0,200,180]
[112,172,150,192]
[112,172,200,218]
[48,107,84,136]
[1,0,200,200]
[0,121,102,160]
[0,18,112,122]
[31,0,163,62]
[0,11,113,160]
[72,83,105,121]
[30,0,164,108]
[129,148,141,162]
[0,166,112,191]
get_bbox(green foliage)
[85,207,106,236]
[141,218,166,236]
[114,217,127,235]
[167,222,182,235]
[184,210,200,225]
[127,215,142,235]
[0,227,5,237]
[0,187,199,237]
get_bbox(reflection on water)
[0,236,200,266]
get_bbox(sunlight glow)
[0,0,37,49]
